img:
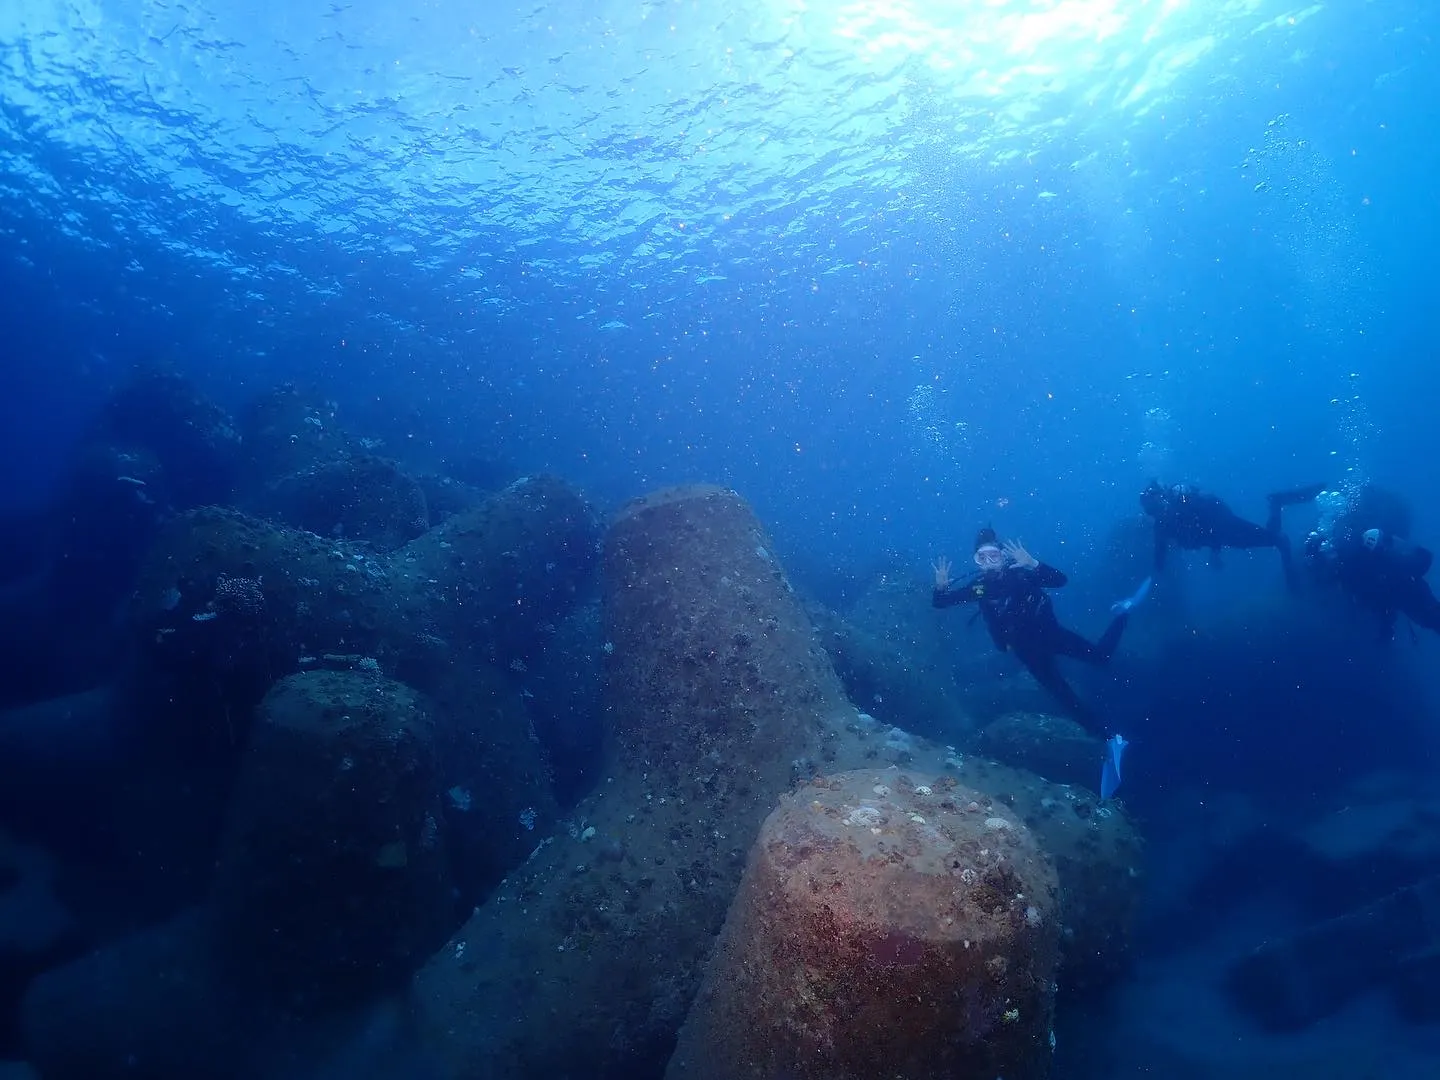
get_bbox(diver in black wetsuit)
[932,528,1148,735]
[1304,525,1440,643]
[1140,480,1325,588]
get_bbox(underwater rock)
[1226,872,1440,1030]
[960,755,1143,996]
[1296,786,1440,890]
[599,485,850,788]
[409,487,1144,1079]
[109,481,586,922]
[21,910,253,1080]
[423,660,564,911]
[0,826,78,1044]
[509,597,606,807]
[440,450,517,494]
[411,485,857,1080]
[87,367,242,508]
[808,598,974,742]
[0,371,240,708]
[973,711,1102,790]
[398,473,600,668]
[666,769,1060,1080]
[17,907,421,1080]
[207,670,452,1010]
[130,474,598,729]
[1392,941,1440,1024]
[413,471,489,526]
[236,384,352,487]
[250,453,430,551]
[0,573,127,709]
[1167,771,1440,951]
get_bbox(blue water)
[4,0,1440,1076]
[7,0,1432,540]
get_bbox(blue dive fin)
[1111,576,1153,615]
[1100,734,1128,799]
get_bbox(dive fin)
[1110,576,1153,615]
[1100,734,1128,800]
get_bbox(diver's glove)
[1110,576,1153,615]
[1100,733,1128,800]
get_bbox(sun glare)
[816,0,1197,103]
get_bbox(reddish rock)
[959,756,1143,995]
[667,770,1060,1080]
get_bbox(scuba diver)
[1140,480,1325,588]
[1304,525,1440,643]
[933,527,1150,758]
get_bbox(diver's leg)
[1096,611,1130,661]
[1049,619,1128,666]
[1016,647,1104,735]
[1401,582,1440,634]
[1216,512,1295,585]
[1266,483,1327,532]
[1214,514,1277,550]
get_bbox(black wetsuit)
[933,562,1128,734]
[1320,529,1440,642]
[1144,483,1322,588]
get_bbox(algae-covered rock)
[253,454,429,551]
[411,485,857,1080]
[974,711,1102,789]
[208,670,452,1009]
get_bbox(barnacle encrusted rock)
[666,769,1061,1080]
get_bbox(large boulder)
[18,910,430,1080]
[411,485,858,1080]
[130,474,599,736]
[251,454,430,551]
[951,754,1143,997]
[973,712,1102,794]
[87,368,241,508]
[207,671,453,1010]
[236,385,351,488]
[808,596,975,741]
[666,770,1060,1080]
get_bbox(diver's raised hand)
[1003,540,1038,569]
[932,556,952,590]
